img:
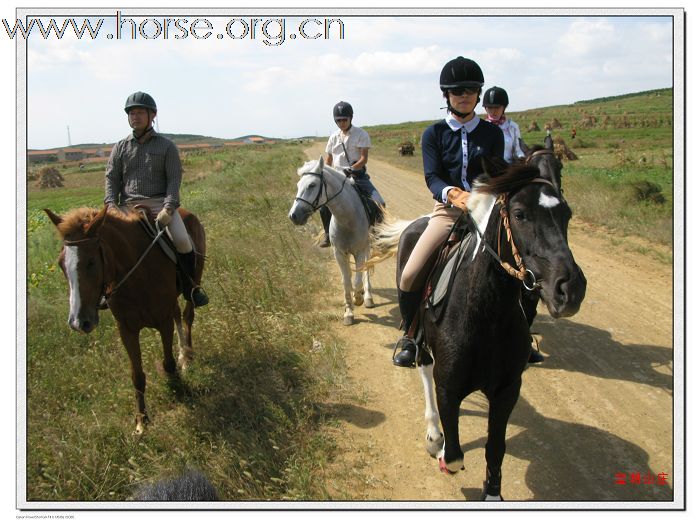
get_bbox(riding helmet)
[124,92,157,114]
[333,101,354,119]
[439,57,484,91]
[483,86,509,107]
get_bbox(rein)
[64,222,167,301]
[295,168,349,212]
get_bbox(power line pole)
[66,125,72,146]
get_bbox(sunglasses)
[448,87,479,97]
[335,118,349,123]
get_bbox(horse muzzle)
[541,263,587,318]
[288,202,313,226]
[68,310,99,334]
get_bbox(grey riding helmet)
[333,101,353,119]
[483,86,509,107]
[124,92,157,113]
[439,57,484,91]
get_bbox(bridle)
[294,167,349,213]
[63,222,167,304]
[471,176,560,291]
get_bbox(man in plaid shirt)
[104,91,208,307]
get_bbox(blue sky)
[22,11,675,149]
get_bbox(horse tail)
[364,216,417,270]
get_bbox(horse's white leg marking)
[483,494,503,501]
[539,191,561,209]
[419,363,444,456]
[64,246,82,329]
[357,249,374,308]
[333,247,354,325]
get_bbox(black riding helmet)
[483,86,509,107]
[124,92,157,114]
[439,57,484,91]
[333,101,353,120]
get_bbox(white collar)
[445,113,480,133]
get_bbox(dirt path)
[304,143,674,502]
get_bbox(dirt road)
[304,144,674,503]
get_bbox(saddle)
[407,215,480,365]
[352,183,385,226]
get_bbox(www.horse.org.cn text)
[2,12,346,46]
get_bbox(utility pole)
[66,125,72,146]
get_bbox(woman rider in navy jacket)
[393,57,504,367]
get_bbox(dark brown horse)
[45,206,206,434]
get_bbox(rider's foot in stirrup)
[528,349,545,363]
[393,335,417,368]
[191,287,209,308]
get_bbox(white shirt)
[442,113,480,203]
[325,126,371,169]
[498,118,525,163]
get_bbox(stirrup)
[190,286,209,308]
[392,336,417,368]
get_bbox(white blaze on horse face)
[64,246,81,319]
[539,190,561,209]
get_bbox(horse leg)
[419,363,443,456]
[356,250,374,308]
[117,323,148,435]
[158,315,177,377]
[333,247,355,325]
[175,301,195,369]
[435,385,464,474]
[482,378,522,501]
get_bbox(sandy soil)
[303,143,674,504]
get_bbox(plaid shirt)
[104,132,182,209]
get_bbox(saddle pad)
[429,231,475,307]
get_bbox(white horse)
[288,156,375,325]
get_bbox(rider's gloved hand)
[156,207,174,226]
[447,188,471,213]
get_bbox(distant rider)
[318,101,385,247]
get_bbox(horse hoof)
[426,433,445,457]
[481,491,504,501]
[353,294,364,307]
[178,347,194,370]
[438,457,463,475]
[364,297,375,308]
[343,315,354,326]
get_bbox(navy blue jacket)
[422,118,505,201]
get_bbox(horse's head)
[477,160,586,318]
[520,138,563,193]
[289,156,327,226]
[45,206,110,333]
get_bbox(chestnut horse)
[45,206,206,434]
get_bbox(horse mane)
[56,207,141,239]
[472,163,541,197]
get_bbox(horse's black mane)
[474,162,541,196]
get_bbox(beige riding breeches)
[399,201,463,292]
[121,197,193,254]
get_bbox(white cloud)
[558,18,618,57]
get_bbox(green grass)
[365,88,673,246]
[26,143,348,501]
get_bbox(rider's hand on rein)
[447,188,470,213]
[156,207,173,226]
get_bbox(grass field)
[27,143,348,501]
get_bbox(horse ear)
[44,209,62,227]
[519,138,532,157]
[84,205,108,237]
[544,135,554,151]
[318,155,325,170]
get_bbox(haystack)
[37,166,64,188]
[527,121,540,132]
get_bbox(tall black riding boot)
[179,250,209,307]
[393,289,422,367]
[319,206,332,247]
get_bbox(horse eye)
[512,210,526,221]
